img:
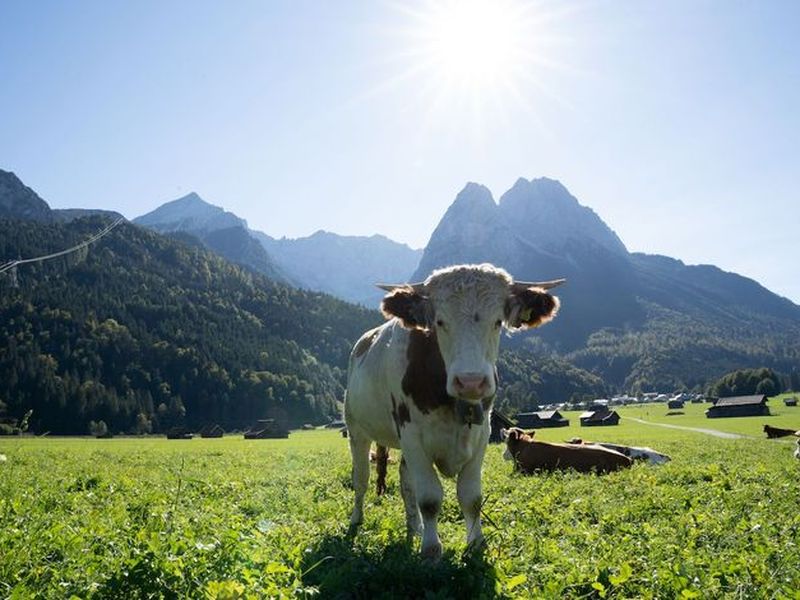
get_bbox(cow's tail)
[375,445,388,496]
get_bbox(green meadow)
[1,398,799,599]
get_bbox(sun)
[417,0,528,91]
[369,0,569,134]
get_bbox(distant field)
[1,405,799,598]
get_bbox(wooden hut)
[515,410,570,429]
[489,411,515,443]
[667,399,685,410]
[706,395,769,418]
[325,419,346,429]
[166,427,193,440]
[784,397,798,407]
[199,424,224,438]
[244,419,289,439]
[579,407,621,427]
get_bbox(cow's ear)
[505,285,560,330]
[380,286,432,330]
[505,428,520,442]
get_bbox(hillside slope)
[0,217,380,434]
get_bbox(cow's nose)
[453,373,489,397]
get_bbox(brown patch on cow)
[402,329,454,414]
[375,445,388,496]
[352,328,380,363]
[419,499,440,519]
[391,394,411,438]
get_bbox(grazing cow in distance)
[345,264,564,559]
[795,436,800,460]
[566,438,671,465]
[763,424,798,439]
[503,428,632,474]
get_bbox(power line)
[0,218,125,275]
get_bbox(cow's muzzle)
[452,373,490,399]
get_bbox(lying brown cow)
[502,428,631,474]
[763,424,798,439]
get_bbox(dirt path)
[626,417,749,439]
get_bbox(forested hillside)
[0,217,380,434]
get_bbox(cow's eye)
[436,319,445,329]
[495,319,502,328]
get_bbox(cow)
[344,263,563,559]
[502,428,632,474]
[795,436,800,460]
[566,437,671,465]
[763,424,798,439]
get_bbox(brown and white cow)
[345,264,563,559]
[503,428,632,474]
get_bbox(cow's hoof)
[421,542,443,562]
[465,536,487,557]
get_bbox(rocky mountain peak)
[0,169,53,222]
[134,192,246,232]
[499,177,627,255]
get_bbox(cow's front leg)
[403,444,443,560]
[457,441,487,550]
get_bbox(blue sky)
[1,1,798,302]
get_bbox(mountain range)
[2,167,798,411]
[134,192,422,306]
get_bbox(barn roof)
[492,411,515,427]
[714,395,767,407]
[518,410,564,421]
[580,409,619,422]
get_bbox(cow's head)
[501,427,535,460]
[380,264,563,403]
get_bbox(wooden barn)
[515,410,570,429]
[706,395,770,418]
[244,419,289,439]
[166,427,193,440]
[199,424,224,438]
[579,407,621,427]
[489,411,515,443]
[785,397,798,407]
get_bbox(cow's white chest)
[419,412,486,478]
